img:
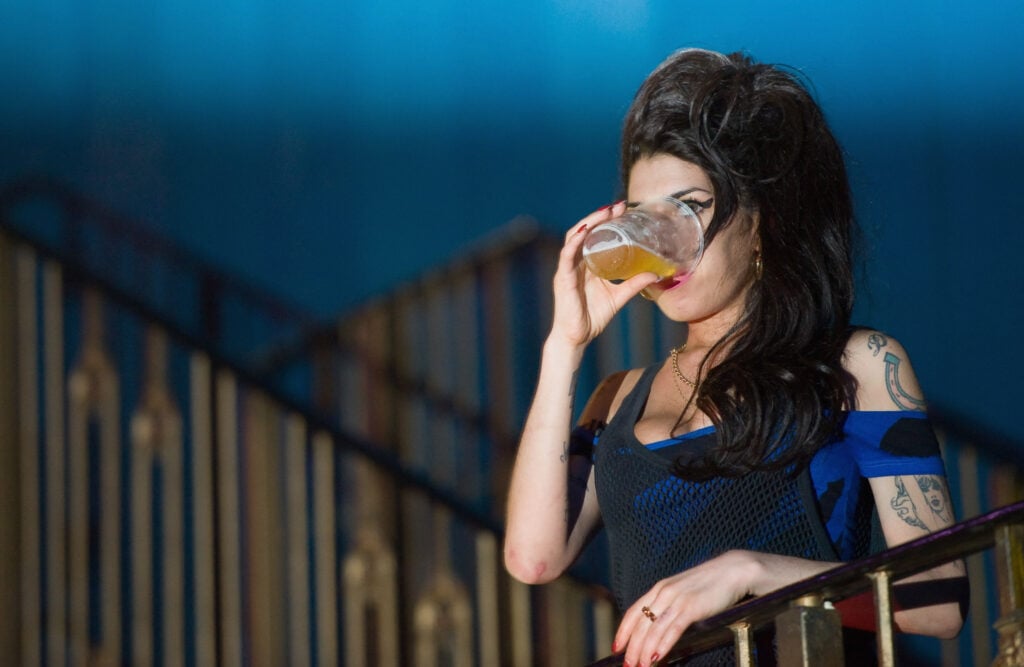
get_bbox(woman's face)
[627,153,759,328]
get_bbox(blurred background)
[4,0,1023,436]
[2,1,1023,665]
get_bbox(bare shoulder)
[578,368,644,427]
[843,328,928,411]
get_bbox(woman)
[503,49,966,666]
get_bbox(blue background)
[3,0,1023,439]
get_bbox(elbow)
[920,608,964,640]
[503,542,560,585]
[932,603,967,640]
[905,569,970,640]
[936,621,964,641]
[896,602,966,640]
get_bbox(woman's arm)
[848,329,967,638]
[504,202,657,584]
[503,360,625,584]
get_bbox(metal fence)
[1,180,1022,665]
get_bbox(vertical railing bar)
[377,546,401,667]
[190,353,216,667]
[66,352,88,666]
[43,260,66,667]
[480,259,514,504]
[456,577,475,667]
[312,430,338,666]
[954,440,992,665]
[131,402,154,667]
[216,370,243,666]
[163,396,185,667]
[993,522,1024,665]
[17,247,41,667]
[548,583,570,666]
[245,392,276,665]
[135,326,178,667]
[99,316,122,667]
[568,583,587,665]
[509,578,533,667]
[475,531,500,667]
[285,414,311,667]
[870,570,896,667]
[592,596,615,665]
[730,622,753,667]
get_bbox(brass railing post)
[730,622,754,667]
[869,570,896,667]
[775,594,844,667]
[992,524,1024,666]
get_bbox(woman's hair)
[621,48,858,478]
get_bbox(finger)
[559,201,629,276]
[622,609,661,667]
[605,271,660,308]
[615,594,664,664]
[556,224,588,273]
[638,604,692,667]
[564,200,626,237]
[620,271,660,294]
[613,602,645,657]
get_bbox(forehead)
[626,154,713,201]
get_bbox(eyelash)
[681,197,714,213]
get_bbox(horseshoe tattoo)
[884,352,927,411]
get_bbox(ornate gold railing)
[0,184,632,665]
[1,179,1022,665]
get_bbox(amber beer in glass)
[582,196,705,282]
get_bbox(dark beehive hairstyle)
[621,49,858,477]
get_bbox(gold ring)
[641,606,657,622]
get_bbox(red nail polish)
[651,653,661,665]
[577,224,588,233]
[611,640,618,653]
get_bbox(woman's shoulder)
[578,366,648,427]
[843,327,928,411]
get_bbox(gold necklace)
[669,343,698,396]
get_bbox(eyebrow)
[626,187,713,207]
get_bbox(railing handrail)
[589,499,1024,665]
[0,177,617,600]
[0,211,507,537]
[250,214,555,372]
[0,175,321,340]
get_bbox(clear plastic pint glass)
[581,196,705,282]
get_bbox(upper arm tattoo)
[883,352,927,411]
[891,476,929,531]
[915,475,953,524]
[890,475,953,532]
[868,333,888,357]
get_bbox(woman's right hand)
[550,201,660,348]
